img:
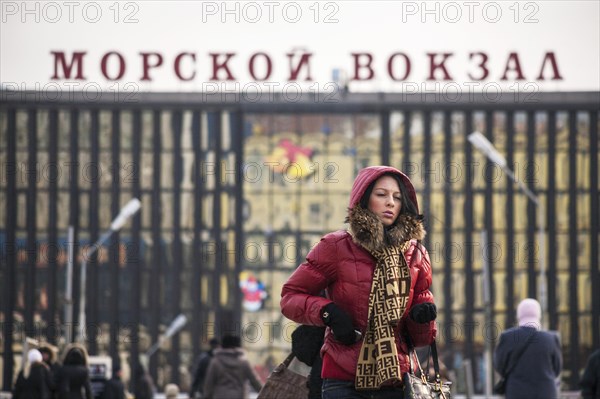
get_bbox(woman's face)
[367,175,402,227]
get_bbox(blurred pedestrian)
[494,298,562,399]
[132,364,155,399]
[102,360,126,399]
[55,344,93,399]
[203,334,263,399]
[39,344,60,398]
[13,348,53,399]
[580,348,600,399]
[165,383,180,399]
[190,337,220,398]
[281,165,438,398]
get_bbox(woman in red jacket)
[281,165,437,399]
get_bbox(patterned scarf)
[355,241,411,390]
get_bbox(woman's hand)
[410,302,437,324]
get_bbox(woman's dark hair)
[64,347,86,366]
[359,173,420,217]
[221,334,241,349]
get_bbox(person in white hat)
[494,298,563,399]
[12,349,54,399]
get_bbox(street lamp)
[145,314,188,358]
[468,131,547,327]
[76,198,142,343]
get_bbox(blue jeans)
[322,379,404,399]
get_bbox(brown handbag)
[257,353,310,399]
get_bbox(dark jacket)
[580,349,600,399]
[13,363,53,399]
[133,368,155,399]
[203,348,263,399]
[56,345,93,399]
[39,345,61,399]
[281,166,436,381]
[102,376,126,399]
[494,326,562,399]
[190,349,215,397]
[55,365,93,399]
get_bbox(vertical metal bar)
[464,111,475,370]
[381,111,390,166]
[546,112,558,331]
[590,111,599,349]
[130,109,142,378]
[505,111,516,327]
[170,110,183,385]
[526,111,537,298]
[422,111,432,250]
[567,111,579,388]
[3,108,17,391]
[46,109,59,344]
[191,110,204,357]
[481,229,493,397]
[230,110,244,326]
[484,111,494,320]
[65,226,74,344]
[402,111,412,176]
[69,109,80,342]
[208,111,222,331]
[149,109,162,378]
[442,110,453,367]
[88,110,100,354]
[109,109,121,361]
[25,109,37,338]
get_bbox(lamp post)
[76,198,142,343]
[468,132,547,327]
[145,314,188,358]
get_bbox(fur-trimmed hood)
[346,166,425,253]
[347,206,425,253]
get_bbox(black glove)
[291,325,326,366]
[410,302,437,324]
[320,303,357,345]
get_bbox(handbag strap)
[502,329,537,377]
[281,353,296,369]
[405,335,442,380]
[406,338,449,399]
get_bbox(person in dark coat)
[203,334,263,399]
[55,344,93,399]
[13,349,53,399]
[39,345,60,398]
[102,360,126,399]
[494,298,562,399]
[580,349,600,399]
[190,337,220,398]
[291,325,326,399]
[132,364,155,399]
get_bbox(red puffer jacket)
[280,165,437,381]
[281,232,436,380]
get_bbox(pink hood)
[348,166,419,212]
